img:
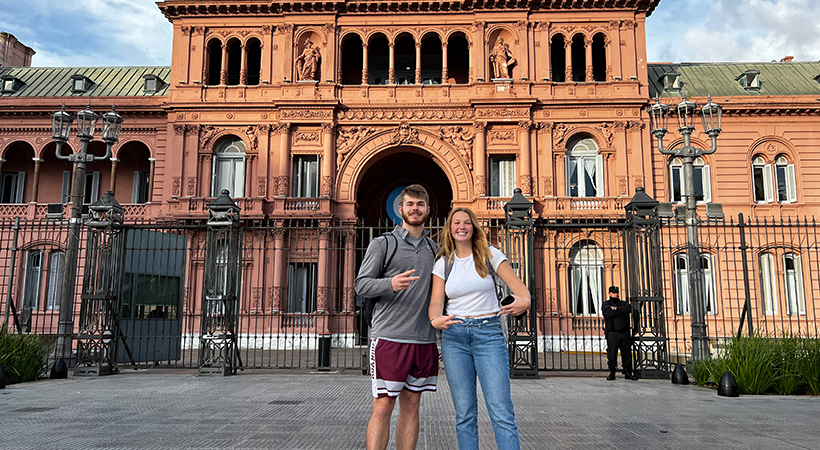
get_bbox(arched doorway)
[355,146,452,225]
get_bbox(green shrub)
[797,337,820,395]
[688,359,714,385]
[772,336,804,395]
[0,324,47,384]
[705,357,728,388]
[724,334,778,395]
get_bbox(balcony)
[0,203,156,221]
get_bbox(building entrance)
[355,146,452,225]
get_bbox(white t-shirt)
[432,247,507,317]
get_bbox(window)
[62,171,100,204]
[71,75,92,93]
[287,262,317,313]
[569,243,603,316]
[0,171,25,203]
[489,156,516,197]
[1,75,23,93]
[752,155,796,204]
[674,253,717,315]
[759,253,777,315]
[132,171,150,204]
[566,136,603,197]
[142,74,164,93]
[293,155,320,197]
[22,250,43,309]
[46,252,65,310]
[737,70,760,90]
[783,254,805,316]
[669,156,710,203]
[662,72,682,92]
[212,137,246,197]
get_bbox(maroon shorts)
[370,338,439,398]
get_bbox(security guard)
[602,286,637,380]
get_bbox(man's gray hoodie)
[354,226,437,343]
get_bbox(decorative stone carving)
[280,110,332,119]
[172,177,181,196]
[599,123,613,148]
[475,108,528,119]
[553,123,569,147]
[277,176,289,196]
[295,38,321,81]
[543,176,553,197]
[520,175,533,196]
[245,126,259,152]
[258,177,266,197]
[439,126,475,169]
[475,175,486,196]
[295,131,320,143]
[489,37,516,79]
[199,125,220,149]
[633,176,644,188]
[336,126,375,166]
[321,175,333,197]
[390,122,420,145]
[187,178,196,196]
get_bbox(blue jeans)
[441,315,520,450]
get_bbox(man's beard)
[401,209,428,226]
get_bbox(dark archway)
[356,147,452,226]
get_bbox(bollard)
[718,371,739,397]
[671,364,689,385]
[0,366,6,389]
[318,334,332,371]
[50,358,68,379]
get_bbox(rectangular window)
[489,156,516,197]
[46,252,65,310]
[671,167,682,202]
[287,262,317,313]
[0,171,25,203]
[784,255,806,316]
[62,171,99,203]
[759,253,777,316]
[22,250,43,309]
[775,163,797,204]
[293,155,319,198]
[567,155,603,197]
[132,171,150,204]
[674,254,717,315]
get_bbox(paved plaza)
[1,369,818,449]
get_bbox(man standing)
[602,286,638,381]
[355,184,438,450]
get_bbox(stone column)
[31,158,43,203]
[388,42,395,84]
[220,45,229,85]
[415,42,422,84]
[108,158,119,194]
[585,36,593,82]
[148,158,156,203]
[271,227,285,313]
[518,121,533,195]
[201,154,213,197]
[474,122,487,196]
[321,123,335,197]
[317,227,329,312]
[343,229,355,313]
[277,124,291,196]
[441,42,448,83]
[240,43,248,85]
[361,43,368,85]
[564,40,572,82]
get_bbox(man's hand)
[391,269,419,292]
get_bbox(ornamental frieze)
[475,108,530,119]
[336,108,474,121]
[280,109,333,119]
[390,122,421,145]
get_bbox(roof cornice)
[157,0,660,19]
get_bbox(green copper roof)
[648,62,820,98]
[0,66,170,97]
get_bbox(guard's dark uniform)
[602,294,634,377]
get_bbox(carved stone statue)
[489,37,516,79]
[336,126,375,166]
[440,126,474,169]
[296,38,321,81]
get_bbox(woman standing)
[429,207,531,450]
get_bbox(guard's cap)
[608,286,619,294]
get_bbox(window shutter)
[795,255,806,315]
[235,158,246,197]
[786,164,797,203]
[702,164,711,202]
[62,171,72,203]
[15,171,25,203]
[763,164,774,203]
[595,154,604,197]
[89,171,100,203]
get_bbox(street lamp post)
[647,95,722,361]
[52,102,123,365]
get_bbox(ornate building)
[1,0,819,370]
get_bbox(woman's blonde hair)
[439,207,492,278]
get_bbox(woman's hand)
[499,294,531,317]
[430,314,462,330]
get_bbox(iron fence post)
[736,213,753,338]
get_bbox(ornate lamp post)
[53,103,123,365]
[647,95,722,361]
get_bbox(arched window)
[550,34,566,82]
[669,156,710,203]
[566,136,603,197]
[569,243,603,316]
[752,155,771,203]
[212,137,246,197]
[226,39,242,85]
[571,34,586,82]
[368,34,390,85]
[206,39,222,86]
[446,33,469,84]
[246,38,262,85]
[673,253,716,315]
[420,34,442,85]
[591,33,607,82]
[775,155,797,203]
[341,34,364,85]
[753,154,795,204]
[395,34,416,85]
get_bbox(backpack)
[361,232,436,328]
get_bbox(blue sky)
[2,0,819,67]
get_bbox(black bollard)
[50,359,68,379]
[0,366,6,389]
[718,371,739,397]
[671,364,689,385]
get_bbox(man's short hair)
[399,184,429,205]
[608,286,619,294]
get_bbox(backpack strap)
[377,232,398,278]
